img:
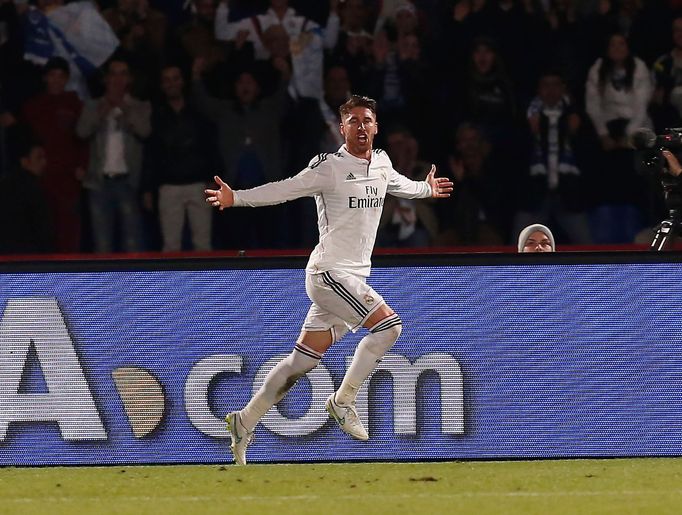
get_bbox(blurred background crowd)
[1,0,682,254]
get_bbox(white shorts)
[302,270,385,342]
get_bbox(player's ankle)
[334,388,357,406]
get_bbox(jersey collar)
[340,144,372,164]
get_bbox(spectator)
[458,0,550,102]
[215,0,340,61]
[368,28,431,145]
[287,23,325,101]
[375,1,423,38]
[316,64,351,151]
[339,0,374,35]
[174,0,225,70]
[377,125,438,247]
[585,32,652,242]
[514,70,592,244]
[0,82,17,178]
[443,0,489,72]
[285,63,350,168]
[436,122,507,245]
[260,24,293,82]
[103,0,168,57]
[1,0,43,114]
[455,36,517,146]
[587,0,671,66]
[0,136,54,254]
[77,57,151,253]
[192,57,289,248]
[102,0,168,96]
[146,64,216,252]
[585,32,652,145]
[517,223,556,252]
[192,58,288,186]
[650,16,682,132]
[21,57,87,253]
[332,29,374,92]
[543,0,592,100]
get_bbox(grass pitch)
[2,458,682,514]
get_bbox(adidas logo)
[345,173,356,181]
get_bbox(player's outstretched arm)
[426,165,454,198]
[205,175,234,210]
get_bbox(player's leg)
[310,271,396,440]
[226,331,328,465]
[334,303,401,406]
[238,329,333,432]
[226,301,345,465]
[326,304,401,441]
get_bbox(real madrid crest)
[364,294,375,305]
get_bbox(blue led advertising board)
[1,254,682,465]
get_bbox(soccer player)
[205,95,453,465]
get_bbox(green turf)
[2,458,682,514]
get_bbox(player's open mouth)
[358,134,368,143]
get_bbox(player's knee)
[380,322,402,347]
[368,314,402,354]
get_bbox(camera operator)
[636,147,682,249]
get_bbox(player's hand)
[426,165,453,198]
[662,151,682,177]
[205,175,234,210]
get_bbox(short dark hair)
[103,55,130,75]
[160,61,186,75]
[43,56,70,76]
[538,68,565,82]
[339,94,377,118]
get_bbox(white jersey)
[215,6,340,60]
[232,145,432,277]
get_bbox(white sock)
[335,314,402,406]
[239,343,322,431]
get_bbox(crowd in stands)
[1,0,682,254]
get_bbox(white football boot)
[225,411,254,465]
[325,393,369,441]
